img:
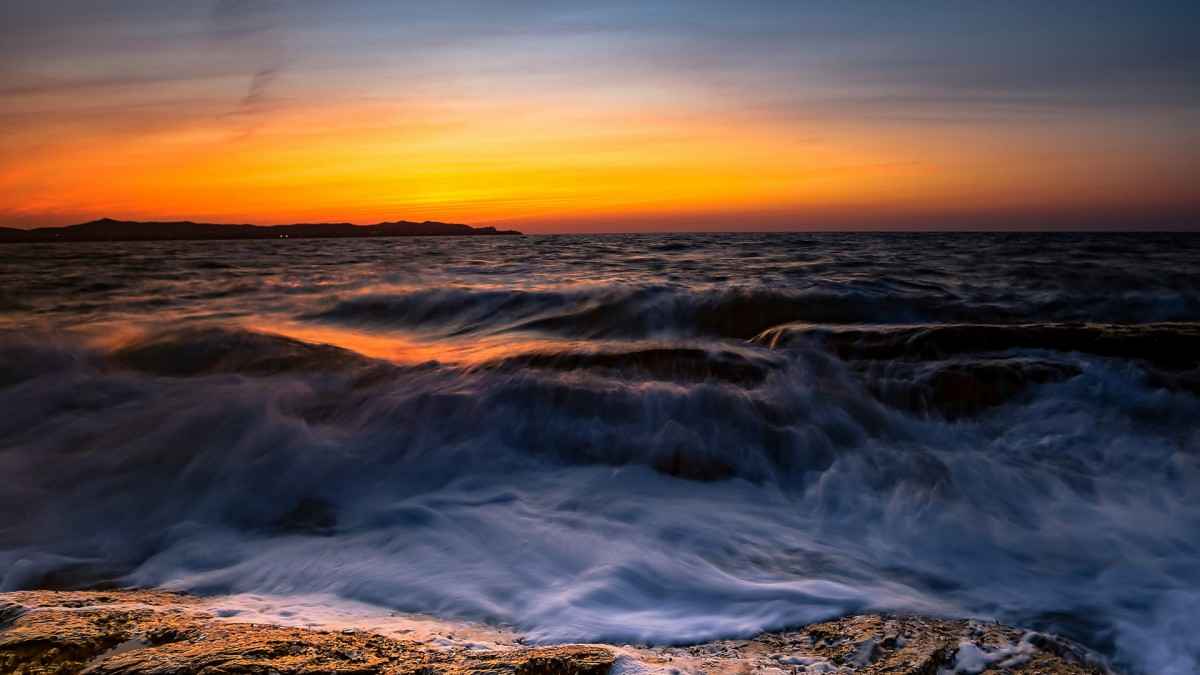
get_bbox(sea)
[1,232,1198,674]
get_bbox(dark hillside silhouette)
[0,218,521,243]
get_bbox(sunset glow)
[2,2,1198,231]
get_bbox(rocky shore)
[0,591,1112,674]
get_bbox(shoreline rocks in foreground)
[0,590,1113,674]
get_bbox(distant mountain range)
[0,218,521,243]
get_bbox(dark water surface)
[2,233,1199,673]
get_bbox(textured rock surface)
[0,591,611,675]
[635,614,1113,674]
[0,591,1112,674]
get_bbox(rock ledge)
[0,591,1112,674]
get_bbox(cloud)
[209,0,288,118]
[242,66,280,109]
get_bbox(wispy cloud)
[209,0,289,125]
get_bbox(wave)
[303,284,1200,345]
[754,321,1200,370]
[754,322,1200,418]
[476,345,786,386]
[111,327,388,378]
[300,285,998,341]
[1,326,1198,672]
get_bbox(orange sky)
[2,3,1198,232]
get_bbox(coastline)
[0,218,522,244]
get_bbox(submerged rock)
[0,591,1114,674]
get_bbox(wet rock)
[0,591,613,675]
[637,614,1114,674]
[0,591,1114,675]
[0,591,184,675]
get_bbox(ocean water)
[1,233,1198,673]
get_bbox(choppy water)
[1,233,1198,674]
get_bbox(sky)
[1,1,1198,232]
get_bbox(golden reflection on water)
[246,321,589,367]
